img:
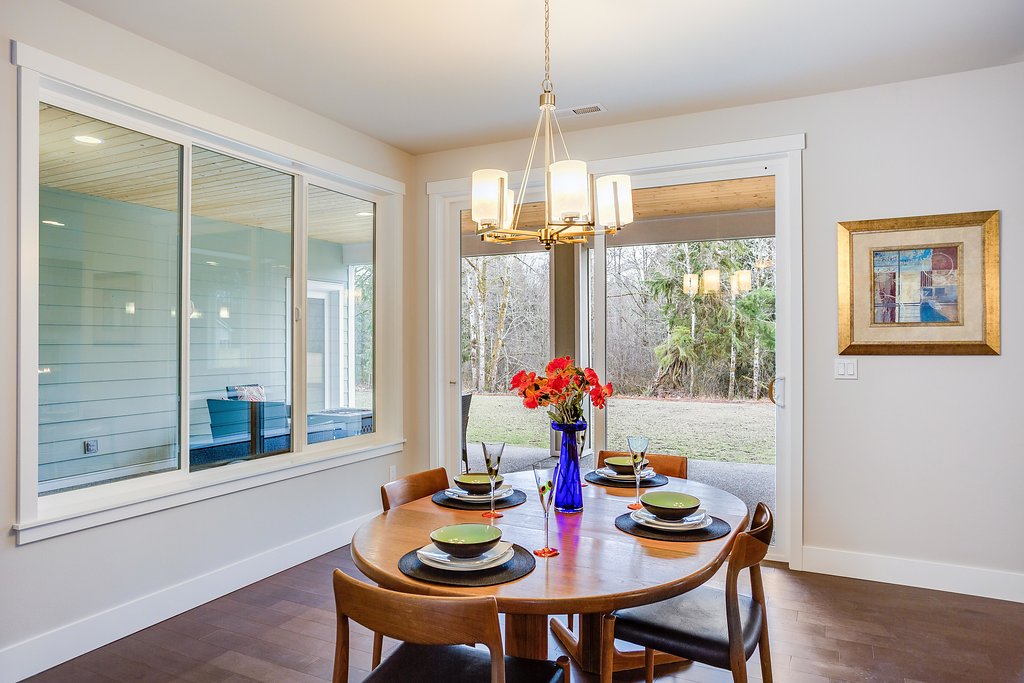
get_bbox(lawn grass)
[465,394,775,465]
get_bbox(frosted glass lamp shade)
[701,269,720,294]
[682,273,699,296]
[548,160,589,221]
[736,269,752,292]
[595,174,633,228]
[730,273,739,296]
[471,169,508,226]
[502,188,514,230]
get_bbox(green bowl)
[605,455,648,475]
[429,523,503,559]
[454,472,504,495]
[640,491,701,521]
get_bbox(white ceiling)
[62,0,1024,155]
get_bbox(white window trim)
[15,43,405,544]
[426,134,804,567]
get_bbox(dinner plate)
[443,486,514,501]
[594,467,656,481]
[416,542,515,572]
[631,509,711,531]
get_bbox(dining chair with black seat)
[332,569,570,682]
[371,466,453,667]
[597,450,688,479]
[600,502,774,683]
[380,467,450,511]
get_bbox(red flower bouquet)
[510,356,613,425]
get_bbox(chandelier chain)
[543,0,551,89]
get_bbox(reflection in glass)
[37,104,182,493]
[306,185,375,444]
[188,147,293,470]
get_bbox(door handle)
[768,376,784,407]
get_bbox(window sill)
[13,438,404,545]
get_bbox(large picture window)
[38,104,183,493]
[29,100,382,498]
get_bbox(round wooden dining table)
[350,470,749,674]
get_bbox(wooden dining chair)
[380,467,450,511]
[332,569,570,682]
[371,466,453,666]
[600,502,774,683]
[597,450,688,479]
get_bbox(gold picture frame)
[837,210,999,355]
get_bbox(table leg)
[504,614,548,659]
[550,613,686,675]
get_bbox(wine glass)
[481,442,505,519]
[626,436,649,511]
[532,463,559,557]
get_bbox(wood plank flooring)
[25,548,1024,682]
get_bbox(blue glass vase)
[552,420,586,513]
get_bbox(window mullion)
[292,175,308,452]
[179,145,192,474]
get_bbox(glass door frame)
[426,135,804,566]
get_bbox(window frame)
[14,43,404,544]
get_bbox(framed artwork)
[837,211,999,355]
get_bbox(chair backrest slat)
[332,570,505,682]
[597,450,688,479]
[380,467,449,511]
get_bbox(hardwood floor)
[25,548,1024,682]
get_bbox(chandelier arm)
[511,107,547,231]
[551,109,572,161]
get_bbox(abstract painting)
[872,245,961,325]
[837,211,1000,355]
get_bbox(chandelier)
[470,0,634,250]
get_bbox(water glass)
[532,463,559,557]
[626,435,649,510]
[482,442,505,519]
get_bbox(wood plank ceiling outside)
[38,104,373,244]
[459,175,775,235]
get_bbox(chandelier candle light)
[471,0,634,250]
[511,357,612,513]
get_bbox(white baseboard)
[800,545,1024,603]
[0,510,378,683]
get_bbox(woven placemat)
[398,544,536,587]
[584,471,669,488]
[430,489,527,510]
[614,513,731,542]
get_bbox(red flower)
[545,356,573,375]
[583,367,600,387]
[524,394,539,409]
[510,370,529,390]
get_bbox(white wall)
[408,62,1024,598]
[0,1,414,680]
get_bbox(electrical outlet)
[388,464,397,481]
[83,439,99,454]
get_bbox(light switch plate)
[834,358,858,380]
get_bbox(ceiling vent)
[555,103,607,118]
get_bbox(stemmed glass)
[482,442,505,519]
[532,463,559,557]
[626,436,649,511]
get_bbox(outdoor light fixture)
[470,0,633,250]
[682,274,700,296]
[736,269,752,293]
[700,269,720,294]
